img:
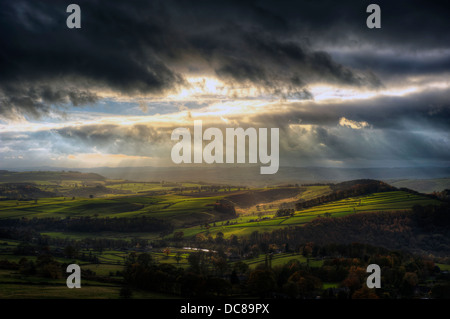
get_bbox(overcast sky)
[0,0,449,169]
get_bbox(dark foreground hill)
[250,203,450,257]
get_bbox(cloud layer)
[0,0,391,119]
[0,0,449,169]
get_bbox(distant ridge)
[1,166,449,190]
[0,170,105,182]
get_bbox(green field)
[106,182,204,193]
[0,183,440,243]
[436,263,450,271]
[0,176,448,299]
[0,240,190,298]
[172,191,440,239]
[282,191,439,225]
[238,252,324,269]
[0,194,225,227]
[0,267,177,299]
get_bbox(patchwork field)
[174,191,441,239]
[0,194,224,226]
[0,172,448,299]
[0,178,441,245]
[238,252,324,269]
[0,238,190,299]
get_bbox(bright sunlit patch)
[164,76,267,101]
[339,117,371,129]
[308,81,450,102]
[193,99,277,118]
[308,85,378,101]
[66,153,153,166]
[188,77,222,94]
[309,84,417,102]
[166,76,226,100]
[288,123,315,132]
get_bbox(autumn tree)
[195,233,207,243]
[212,256,228,276]
[342,266,366,294]
[173,231,184,241]
[163,248,171,256]
[215,231,225,244]
[175,252,183,265]
[187,251,210,274]
[247,269,276,298]
[287,270,322,298]
[352,286,379,299]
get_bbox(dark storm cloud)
[248,88,450,132]
[54,124,172,156]
[265,0,450,50]
[240,87,450,164]
[0,0,185,119]
[254,0,450,80]
[0,0,397,119]
[2,0,449,118]
[280,123,450,165]
[0,84,98,119]
[330,50,450,79]
[212,30,382,92]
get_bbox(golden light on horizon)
[65,153,155,167]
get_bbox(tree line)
[0,216,173,233]
[248,204,450,257]
[295,179,397,210]
[120,241,449,299]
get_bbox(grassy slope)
[0,184,446,299]
[0,239,184,299]
[173,191,440,239]
[1,185,440,245]
[0,194,223,222]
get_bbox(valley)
[0,170,449,299]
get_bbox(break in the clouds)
[0,0,387,119]
[0,0,449,169]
